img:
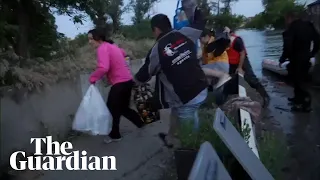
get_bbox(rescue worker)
[225,27,270,107]
[200,29,230,91]
[279,11,320,112]
[200,29,230,73]
[134,1,230,148]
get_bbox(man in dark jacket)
[279,11,320,112]
[134,0,229,147]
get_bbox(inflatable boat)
[262,58,316,76]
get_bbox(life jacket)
[202,36,229,64]
[227,34,247,65]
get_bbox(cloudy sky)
[55,0,315,38]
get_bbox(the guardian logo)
[10,136,117,171]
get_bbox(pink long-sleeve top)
[89,42,132,85]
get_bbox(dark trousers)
[229,57,269,98]
[287,62,311,106]
[107,80,144,138]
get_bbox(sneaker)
[103,136,122,144]
[214,74,232,89]
[287,97,298,103]
[287,97,295,102]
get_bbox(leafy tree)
[220,0,238,14]
[0,0,90,61]
[246,0,306,29]
[196,0,220,19]
[121,19,153,39]
[76,0,129,32]
[130,0,160,24]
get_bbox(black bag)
[133,84,160,124]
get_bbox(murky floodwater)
[236,29,283,78]
[237,29,320,180]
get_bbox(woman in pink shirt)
[88,29,145,143]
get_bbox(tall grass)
[0,37,154,90]
[177,107,287,179]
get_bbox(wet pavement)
[238,29,320,179]
[261,70,320,180]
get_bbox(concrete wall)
[0,74,111,167]
[0,59,149,167]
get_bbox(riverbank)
[261,71,320,180]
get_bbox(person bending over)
[200,29,230,90]
[88,28,145,144]
[134,2,230,148]
[225,27,270,107]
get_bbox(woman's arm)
[89,47,110,84]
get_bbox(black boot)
[291,104,312,112]
[257,86,270,107]
[291,97,312,112]
[288,97,298,105]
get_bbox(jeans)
[171,89,208,130]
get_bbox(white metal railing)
[238,73,259,158]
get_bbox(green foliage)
[120,20,154,39]
[177,108,243,172]
[130,0,159,24]
[177,107,287,179]
[178,109,217,149]
[208,13,246,30]
[245,12,266,29]
[71,33,88,48]
[245,0,306,29]
[242,120,251,143]
[259,131,288,179]
[177,108,238,161]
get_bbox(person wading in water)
[225,27,270,107]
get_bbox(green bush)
[177,108,287,179]
[259,131,288,180]
[177,108,238,170]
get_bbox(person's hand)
[236,67,244,75]
[224,26,230,33]
[278,62,283,68]
[89,79,96,85]
[133,76,143,86]
[278,57,286,68]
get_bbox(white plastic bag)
[72,85,113,135]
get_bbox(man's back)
[286,19,319,58]
[155,29,207,106]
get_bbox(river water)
[237,29,320,180]
[236,29,283,77]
